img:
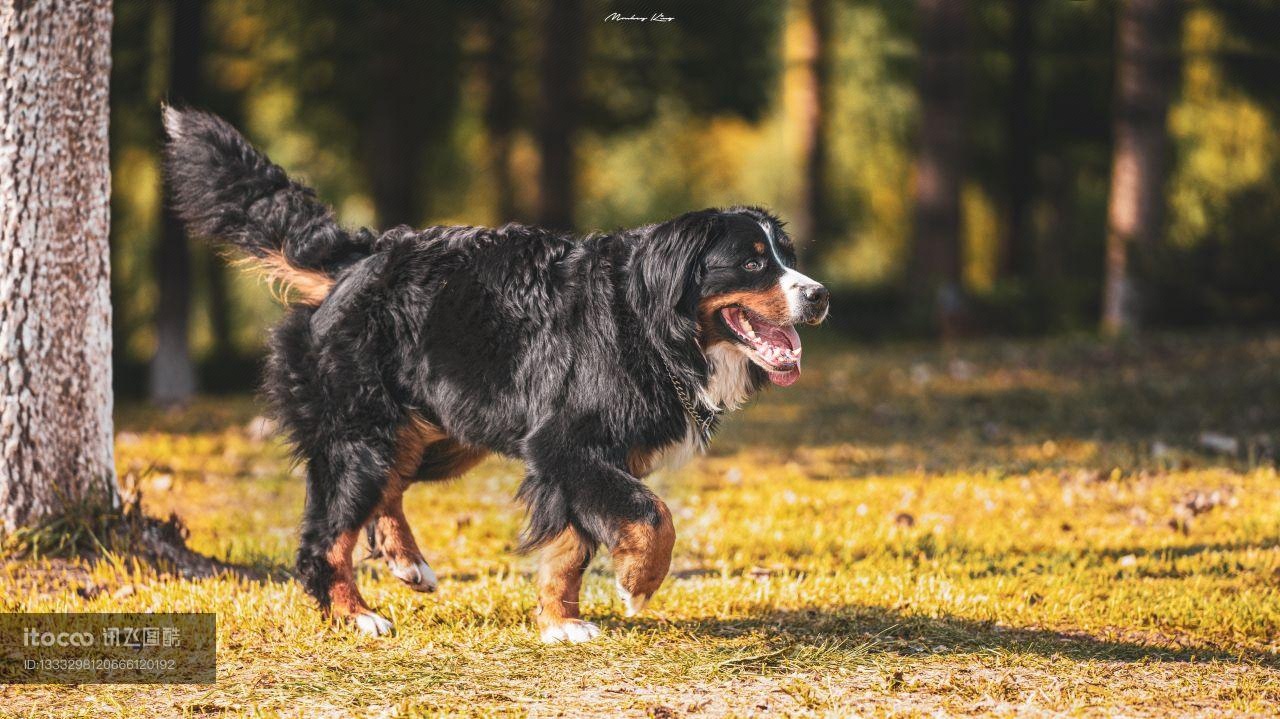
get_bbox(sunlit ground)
[6,331,1280,717]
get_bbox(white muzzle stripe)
[758,220,822,323]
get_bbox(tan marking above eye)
[753,241,766,254]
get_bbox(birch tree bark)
[0,0,117,532]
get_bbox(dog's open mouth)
[720,306,802,386]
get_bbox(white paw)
[616,579,650,617]
[540,620,601,644]
[353,612,394,637]
[390,559,438,593]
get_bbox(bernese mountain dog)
[162,107,829,643]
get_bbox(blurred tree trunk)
[1038,157,1070,283]
[0,0,118,531]
[910,0,968,333]
[150,0,201,405]
[364,7,428,227]
[483,0,519,223]
[206,255,233,360]
[536,0,584,230]
[999,0,1035,280]
[108,0,152,379]
[1101,0,1181,337]
[795,0,831,263]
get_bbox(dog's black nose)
[802,283,829,324]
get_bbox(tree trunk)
[795,0,832,263]
[363,6,430,227]
[483,0,519,223]
[150,0,201,405]
[999,0,1035,281]
[0,0,117,532]
[910,0,968,332]
[536,0,584,231]
[1101,0,1181,337]
[206,252,233,360]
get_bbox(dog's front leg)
[535,526,599,643]
[609,496,675,617]
[521,436,677,642]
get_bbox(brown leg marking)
[373,418,489,593]
[374,441,488,569]
[611,498,675,616]
[326,529,366,615]
[373,485,439,592]
[324,415,459,635]
[535,527,600,643]
[325,528,395,635]
[368,415,448,592]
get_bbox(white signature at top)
[604,12,675,23]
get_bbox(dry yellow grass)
[4,331,1279,717]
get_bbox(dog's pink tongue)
[766,324,802,386]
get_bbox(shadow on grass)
[619,606,1280,669]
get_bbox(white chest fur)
[648,344,754,474]
[699,343,754,412]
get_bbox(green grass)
[5,331,1280,717]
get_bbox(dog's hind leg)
[370,435,488,594]
[370,489,437,593]
[296,442,398,637]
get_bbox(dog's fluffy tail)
[162,105,369,304]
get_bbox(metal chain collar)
[663,361,720,442]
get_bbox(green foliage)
[107,1,1280,395]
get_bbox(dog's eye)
[743,258,765,272]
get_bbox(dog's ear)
[628,209,723,352]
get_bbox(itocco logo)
[23,629,94,646]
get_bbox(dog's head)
[630,207,829,388]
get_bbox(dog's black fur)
[162,107,827,616]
